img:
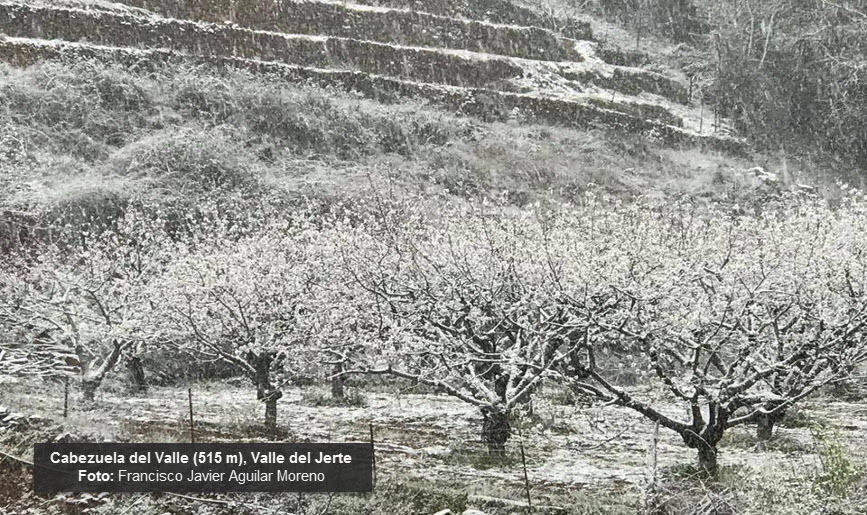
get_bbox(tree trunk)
[126,355,147,394]
[682,427,723,479]
[78,340,126,404]
[522,397,534,418]
[331,363,345,400]
[81,380,98,403]
[253,354,271,400]
[248,352,282,429]
[756,414,775,440]
[697,445,718,478]
[757,403,785,441]
[481,408,511,457]
[263,388,283,430]
[515,383,536,417]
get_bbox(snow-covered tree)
[339,200,584,455]
[154,218,319,429]
[553,195,867,476]
[0,209,170,400]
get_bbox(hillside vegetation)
[1,60,776,255]
[521,0,867,173]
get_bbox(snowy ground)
[3,376,865,504]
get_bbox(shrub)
[141,347,240,385]
[595,0,707,42]
[39,174,134,232]
[0,61,154,156]
[105,125,261,193]
[703,1,867,167]
[812,423,864,498]
[170,73,237,124]
[168,69,473,159]
[300,387,367,407]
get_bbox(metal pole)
[370,423,376,489]
[518,426,532,510]
[188,387,195,444]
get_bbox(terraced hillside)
[0,0,742,152]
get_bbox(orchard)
[4,189,867,480]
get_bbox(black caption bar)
[34,443,373,493]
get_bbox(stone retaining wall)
[0,37,748,155]
[563,68,688,105]
[119,0,589,62]
[354,0,591,39]
[0,3,525,88]
[0,3,689,105]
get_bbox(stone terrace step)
[0,2,688,109]
[118,0,590,63]
[124,0,589,39]
[0,36,745,154]
[354,0,586,37]
[0,2,521,89]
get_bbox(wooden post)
[518,426,532,510]
[688,75,693,104]
[651,421,659,480]
[331,362,345,400]
[643,421,660,514]
[188,387,195,444]
[63,376,69,419]
[370,423,376,489]
[713,103,719,134]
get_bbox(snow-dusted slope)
[0,0,742,148]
